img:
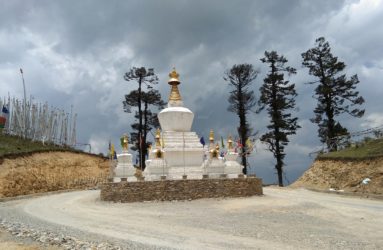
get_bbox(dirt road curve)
[3,187,383,249]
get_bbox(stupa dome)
[158,106,194,132]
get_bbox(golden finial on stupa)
[155,148,163,159]
[120,133,129,151]
[155,128,161,147]
[209,143,220,158]
[168,68,180,83]
[227,135,233,150]
[168,68,182,102]
[209,129,214,142]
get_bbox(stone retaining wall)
[100,177,263,202]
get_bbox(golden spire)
[168,68,182,102]
[155,128,161,147]
[209,129,214,142]
[227,135,233,150]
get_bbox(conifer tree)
[258,51,300,187]
[123,89,165,167]
[224,64,258,174]
[302,37,365,151]
[123,67,162,169]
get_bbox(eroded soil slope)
[292,158,383,194]
[0,152,109,198]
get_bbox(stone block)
[100,177,263,202]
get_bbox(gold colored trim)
[155,149,163,159]
[155,128,161,147]
[168,68,182,102]
[169,85,182,101]
[121,134,129,150]
[168,68,180,82]
[228,135,233,150]
[209,129,214,142]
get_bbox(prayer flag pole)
[20,68,27,138]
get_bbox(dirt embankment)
[292,157,383,195]
[0,152,110,198]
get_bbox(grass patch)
[0,133,75,158]
[318,138,383,160]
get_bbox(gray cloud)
[1,0,382,184]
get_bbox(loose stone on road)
[0,187,382,249]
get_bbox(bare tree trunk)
[138,77,143,170]
[275,156,284,187]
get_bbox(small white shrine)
[223,135,243,176]
[114,134,136,181]
[145,128,168,177]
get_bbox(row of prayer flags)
[199,136,254,151]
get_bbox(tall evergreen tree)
[258,51,300,187]
[224,64,258,174]
[302,37,365,151]
[123,89,165,164]
[123,67,160,169]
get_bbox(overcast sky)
[1,0,382,184]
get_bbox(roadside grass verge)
[0,133,78,158]
[318,138,383,160]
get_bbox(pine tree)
[123,89,165,158]
[258,51,300,187]
[123,67,161,169]
[302,37,365,151]
[224,64,258,174]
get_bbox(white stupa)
[114,134,136,180]
[145,128,168,177]
[144,68,243,180]
[203,129,226,177]
[223,135,243,177]
[159,69,204,167]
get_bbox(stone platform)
[100,177,263,203]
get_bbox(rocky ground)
[0,187,382,249]
[0,228,42,250]
[0,219,122,250]
[292,157,383,195]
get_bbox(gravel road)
[0,187,382,249]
